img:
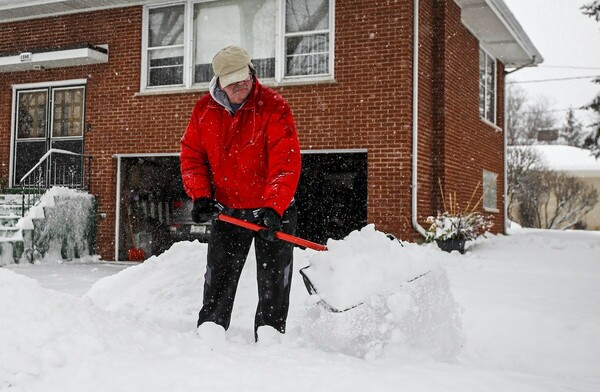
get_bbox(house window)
[12,82,86,188]
[479,48,496,124]
[285,0,330,76]
[142,0,334,91]
[482,169,498,211]
[147,5,185,87]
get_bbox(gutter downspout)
[411,0,427,237]
[503,72,508,234]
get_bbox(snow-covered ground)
[2,226,599,391]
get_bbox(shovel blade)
[299,266,432,313]
[299,266,362,313]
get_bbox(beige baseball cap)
[212,45,255,88]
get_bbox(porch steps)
[0,194,26,264]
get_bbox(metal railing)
[19,148,93,217]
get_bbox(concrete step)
[0,193,24,217]
[0,226,21,242]
[0,215,20,226]
[0,194,23,204]
[0,205,21,216]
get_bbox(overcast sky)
[503,0,600,128]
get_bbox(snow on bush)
[18,186,95,262]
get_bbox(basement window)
[141,0,334,91]
[479,48,496,124]
[482,169,498,212]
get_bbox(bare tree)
[581,0,600,21]
[507,85,529,145]
[516,169,552,228]
[540,172,599,229]
[506,146,543,220]
[523,96,557,141]
[506,85,557,145]
[507,146,599,229]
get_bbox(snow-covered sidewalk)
[2,227,599,391]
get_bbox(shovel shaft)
[217,214,328,251]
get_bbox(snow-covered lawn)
[1,227,599,391]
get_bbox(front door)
[13,84,85,188]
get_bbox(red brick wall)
[0,0,505,259]
[440,0,505,231]
[414,0,505,235]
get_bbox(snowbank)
[87,225,463,360]
[3,227,600,391]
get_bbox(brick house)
[0,0,541,261]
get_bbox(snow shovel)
[127,207,145,262]
[217,214,327,251]
[218,214,354,312]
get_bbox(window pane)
[149,5,184,48]
[286,0,329,33]
[17,91,47,139]
[148,5,185,87]
[479,50,485,118]
[286,34,329,76]
[479,49,496,123]
[52,88,84,137]
[193,0,276,83]
[486,59,496,122]
[148,47,184,86]
[483,170,498,210]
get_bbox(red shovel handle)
[217,214,328,251]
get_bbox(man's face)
[222,74,253,104]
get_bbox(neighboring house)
[532,145,600,230]
[0,0,542,261]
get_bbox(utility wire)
[507,75,600,84]
[538,65,600,71]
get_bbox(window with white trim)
[482,169,498,211]
[479,48,496,124]
[142,0,333,91]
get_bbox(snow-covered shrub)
[425,211,494,242]
[425,181,494,242]
[19,187,96,262]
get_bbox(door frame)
[10,79,87,189]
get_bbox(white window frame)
[479,47,497,125]
[482,169,498,212]
[140,0,335,93]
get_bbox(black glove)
[191,198,219,223]
[257,207,282,242]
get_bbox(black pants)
[197,204,297,339]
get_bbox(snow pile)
[0,268,139,388]
[86,225,463,360]
[298,225,462,360]
[302,224,436,310]
[3,228,600,391]
[87,241,205,331]
[299,265,463,361]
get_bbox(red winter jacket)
[180,78,301,217]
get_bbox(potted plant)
[425,180,494,254]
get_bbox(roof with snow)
[531,145,600,174]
